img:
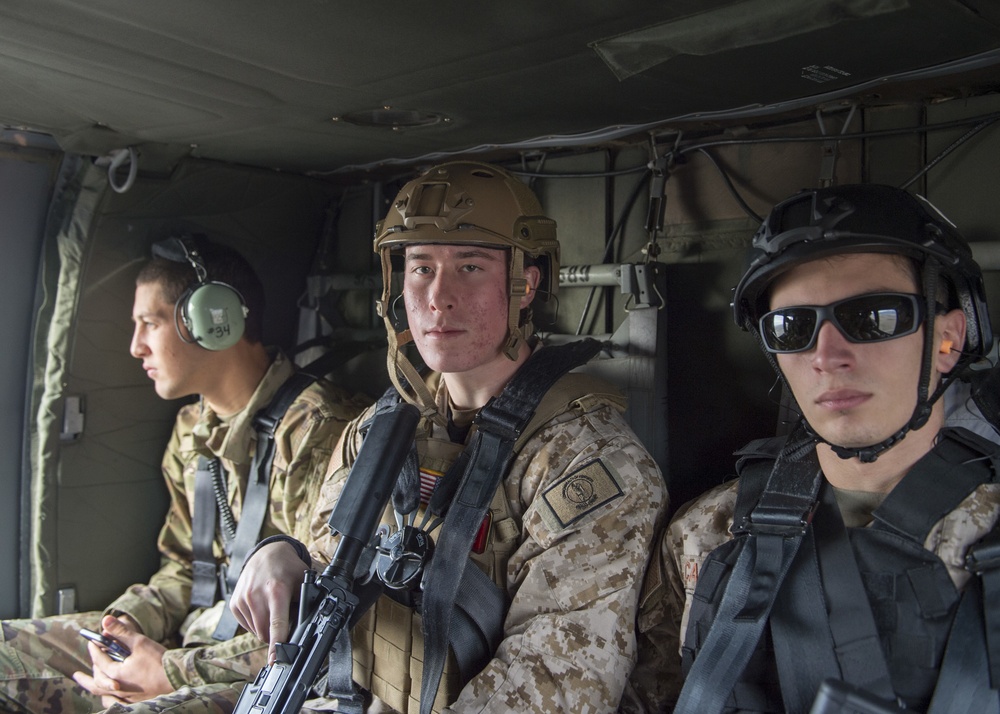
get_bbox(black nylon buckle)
[473,397,524,441]
[253,411,280,438]
[966,531,1000,575]
[739,493,817,537]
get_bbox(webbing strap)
[213,371,319,640]
[675,535,798,713]
[928,578,1000,714]
[212,460,270,639]
[323,626,365,714]
[191,458,220,608]
[450,564,507,682]
[873,429,996,540]
[770,530,841,711]
[770,482,894,712]
[419,339,602,714]
[675,437,821,714]
[813,483,894,698]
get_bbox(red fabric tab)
[420,468,491,553]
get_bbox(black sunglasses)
[759,292,926,354]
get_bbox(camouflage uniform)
[622,427,1000,713]
[0,351,365,714]
[295,367,667,714]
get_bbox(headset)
[150,236,248,351]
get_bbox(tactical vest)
[348,370,627,714]
[681,427,1000,713]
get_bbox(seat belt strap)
[873,430,996,540]
[213,370,319,640]
[449,563,508,682]
[322,626,366,714]
[212,455,270,639]
[769,482,894,712]
[675,433,820,714]
[928,578,1000,714]
[419,338,603,714]
[813,483,895,697]
[191,457,221,608]
[966,525,1000,690]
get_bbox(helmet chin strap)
[820,373,956,463]
[822,407,926,464]
[822,260,948,463]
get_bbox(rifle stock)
[233,400,419,714]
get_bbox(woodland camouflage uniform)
[296,366,667,713]
[0,351,365,714]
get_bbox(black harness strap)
[188,370,319,639]
[191,456,221,608]
[448,563,508,682]
[872,429,996,540]
[674,430,821,714]
[418,338,603,714]
[769,481,895,712]
[928,577,1000,714]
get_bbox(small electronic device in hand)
[78,627,131,662]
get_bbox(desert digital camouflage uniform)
[292,362,667,714]
[620,425,1000,713]
[0,351,366,714]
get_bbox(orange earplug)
[939,339,954,354]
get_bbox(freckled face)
[402,244,512,376]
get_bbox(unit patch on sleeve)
[540,459,624,529]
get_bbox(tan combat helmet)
[374,161,559,420]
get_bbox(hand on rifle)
[230,540,310,663]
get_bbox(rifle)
[233,399,419,714]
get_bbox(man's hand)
[72,614,172,705]
[229,540,309,663]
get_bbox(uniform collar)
[193,349,295,464]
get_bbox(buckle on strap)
[473,397,524,441]
[967,529,1000,575]
[738,492,817,537]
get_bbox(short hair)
[136,240,265,344]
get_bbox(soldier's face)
[769,253,928,451]
[402,243,513,377]
[130,281,208,400]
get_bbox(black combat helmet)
[731,184,993,462]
